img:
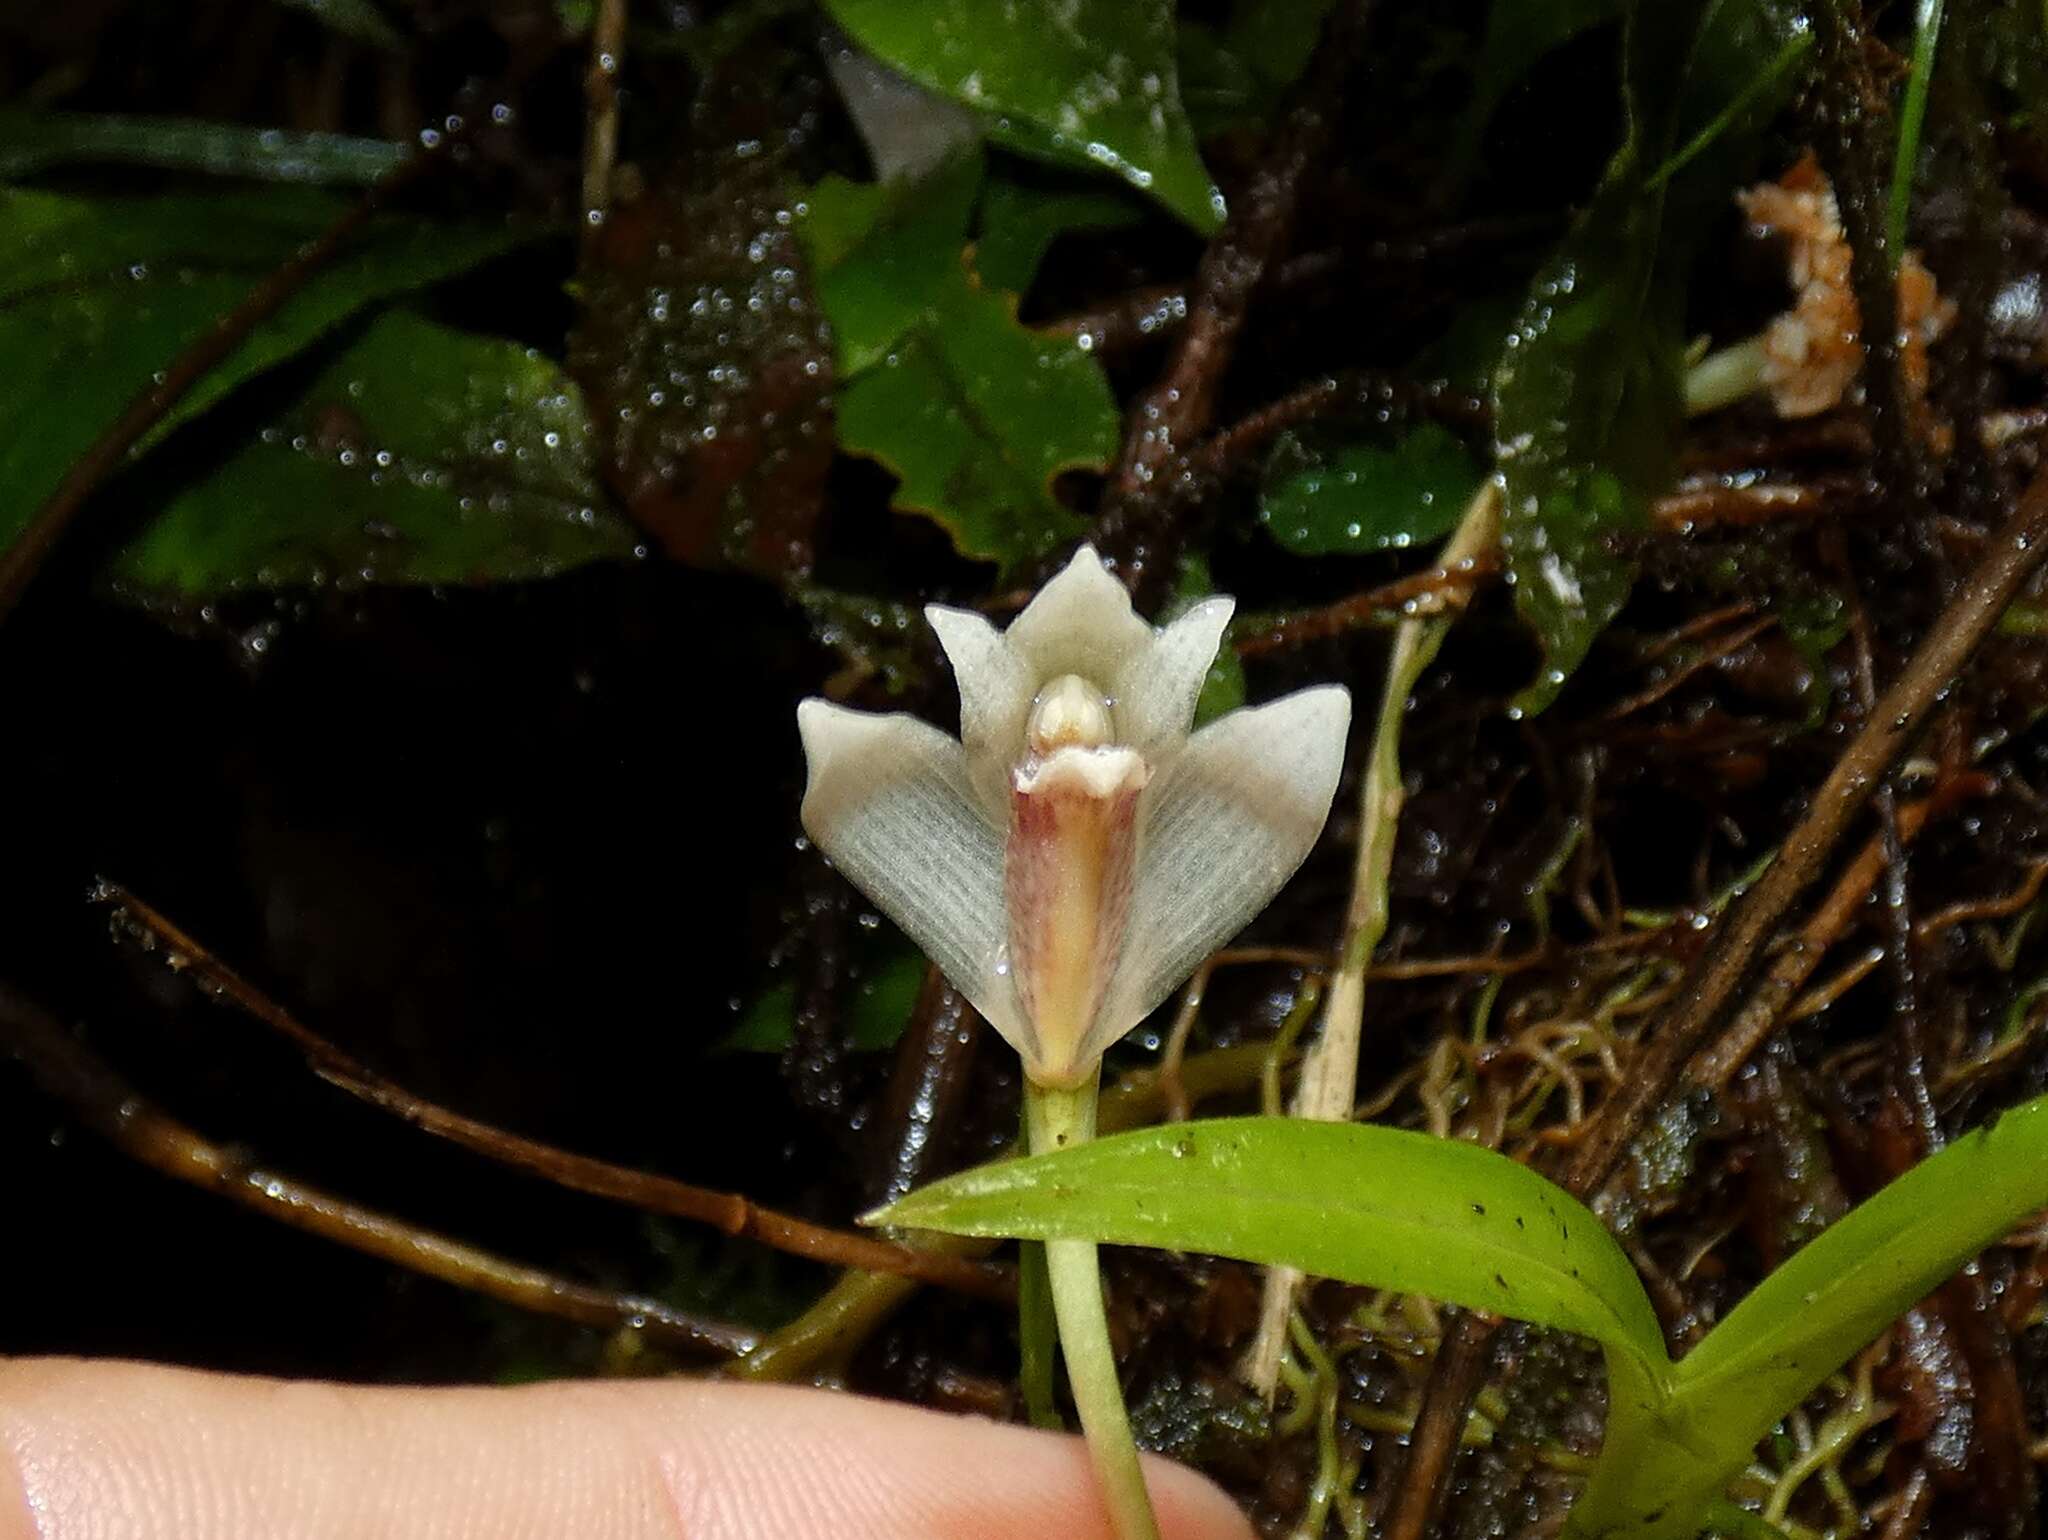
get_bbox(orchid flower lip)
[797,545,1351,1088]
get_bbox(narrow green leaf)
[110,312,633,596]
[1685,1094,2048,1419]
[1569,1094,2048,1538]
[872,1116,1669,1384]
[0,110,407,185]
[821,0,1222,231]
[835,272,1116,568]
[0,187,530,562]
[1645,27,1814,191]
[1259,422,1483,557]
[1887,0,1947,265]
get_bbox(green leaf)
[874,1116,1669,1385]
[802,151,985,376]
[880,1093,2048,1540]
[0,186,530,564]
[110,312,634,596]
[724,981,800,1054]
[1568,1095,2048,1539]
[0,111,407,185]
[1494,0,1805,713]
[1259,422,1484,556]
[1887,0,1947,264]
[821,0,1222,232]
[836,269,1117,568]
[975,176,1141,297]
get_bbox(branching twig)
[1094,0,1373,592]
[1564,460,2048,1202]
[0,982,756,1358]
[1689,782,1968,1088]
[97,882,1015,1303]
[1396,461,2048,1534]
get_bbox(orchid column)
[799,547,1349,1538]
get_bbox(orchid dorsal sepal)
[797,544,1351,1090]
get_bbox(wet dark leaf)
[0,185,530,564]
[568,47,835,582]
[822,0,1222,231]
[1259,422,1483,556]
[111,311,634,596]
[1494,0,1805,713]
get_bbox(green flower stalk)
[798,546,1350,1537]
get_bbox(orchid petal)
[1084,684,1352,1066]
[1003,546,1154,689]
[1110,595,1234,765]
[796,699,1029,1056]
[925,603,1034,823]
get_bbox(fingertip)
[1138,1450,1259,1540]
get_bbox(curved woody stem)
[1024,1070,1161,1540]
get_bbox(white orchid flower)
[797,545,1351,1090]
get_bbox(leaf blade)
[0,187,530,561]
[874,1115,1669,1380]
[822,0,1221,230]
[110,311,634,596]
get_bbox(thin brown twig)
[579,0,628,256]
[1649,473,1882,531]
[1690,783,1970,1089]
[0,152,435,625]
[96,882,1015,1304]
[1189,374,1491,484]
[1095,0,1372,590]
[1564,461,2048,1201]
[1604,615,1777,721]
[1807,0,1934,507]
[0,982,756,1358]
[1915,857,2048,944]
[1394,463,2048,1538]
[1234,553,1500,659]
